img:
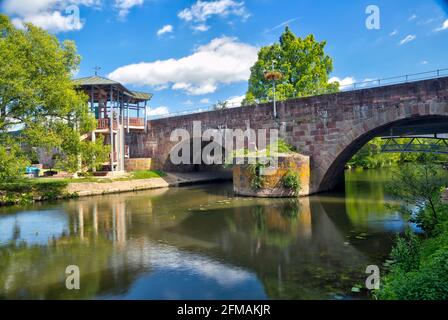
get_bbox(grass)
[128,170,166,180]
[31,170,166,184]
[0,170,167,205]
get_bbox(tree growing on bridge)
[0,14,107,179]
[243,27,339,105]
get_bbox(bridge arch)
[318,115,448,192]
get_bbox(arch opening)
[318,115,448,193]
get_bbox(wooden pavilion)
[74,76,152,173]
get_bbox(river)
[0,168,412,300]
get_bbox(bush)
[378,223,448,300]
[0,179,69,205]
[282,170,301,195]
[0,144,29,182]
[248,163,265,190]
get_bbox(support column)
[126,102,130,133]
[144,100,148,133]
[91,85,96,173]
[109,86,114,172]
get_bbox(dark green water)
[0,168,411,300]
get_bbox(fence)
[149,68,448,120]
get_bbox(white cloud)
[226,95,245,107]
[389,29,398,36]
[147,106,169,117]
[408,14,417,21]
[435,19,448,32]
[178,0,249,24]
[115,0,144,18]
[192,24,210,32]
[11,11,83,32]
[2,0,100,33]
[108,36,258,95]
[200,98,210,104]
[157,24,173,36]
[421,60,428,65]
[329,76,356,87]
[399,34,416,45]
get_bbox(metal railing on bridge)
[149,68,448,120]
[381,136,448,155]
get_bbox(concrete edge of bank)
[65,171,233,198]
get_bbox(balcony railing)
[124,117,144,128]
[96,117,144,130]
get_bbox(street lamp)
[264,60,283,118]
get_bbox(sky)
[1,0,448,117]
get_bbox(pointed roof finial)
[93,66,101,76]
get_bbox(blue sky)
[2,0,448,116]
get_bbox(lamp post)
[264,60,283,118]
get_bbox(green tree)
[0,14,104,177]
[243,27,339,105]
[212,100,229,110]
[387,160,448,234]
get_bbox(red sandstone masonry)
[126,77,448,193]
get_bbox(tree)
[243,27,339,105]
[387,158,448,234]
[212,100,229,110]
[0,14,104,178]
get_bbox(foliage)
[268,139,296,154]
[0,14,99,179]
[248,162,265,190]
[378,226,448,300]
[0,179,69,205]
[348,137,448,169]
[282,170,302,195]
[0,139,30,182]
[389,229,421,273]
[53,134,109,173]
[212,100,229,110]
[378,165,448,300]
[243,27,339,105]
[227,138,296,165]
[386,160,448,235]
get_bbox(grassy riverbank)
[377,162,448,299]
[0,170,166,206]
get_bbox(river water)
[0,168,411,300]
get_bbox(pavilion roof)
[73,76,152,102]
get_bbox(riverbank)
[67,171,232,197]
[0,171,232,206]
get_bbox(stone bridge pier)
[127,77,448,194]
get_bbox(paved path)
[66,171,232,197]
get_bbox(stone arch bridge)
[127,77,448,194]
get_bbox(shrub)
[248,163,265,190]
[282,170,301,195]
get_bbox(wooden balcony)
[124,117,145,129]
[96,117,145,131]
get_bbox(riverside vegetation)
[377,157,448,299]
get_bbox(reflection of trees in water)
[0,237,116,299]
[166,196,372,299]
[250,200,305,248]
[0,179,397,300]
[0,193,163,299]
[344,169,396,226]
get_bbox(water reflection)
[0,169,408,300]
